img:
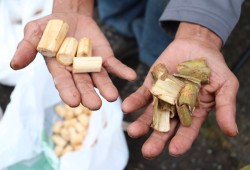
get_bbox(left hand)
[122,22,239,159]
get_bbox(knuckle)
[24,21,43,39]
[24,21,36,33]
[232,74,240,89]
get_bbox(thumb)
[10,21,43,70]
[215,72,239,136]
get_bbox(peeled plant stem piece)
[173,73,201,86]
[37,19,69,57]
[56,37,78,66]
[150,79,184,105]
[77,37,92,57]
[177,67,210,83]
[73,56,102,73]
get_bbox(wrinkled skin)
[11,13,136,110]
[122,38,239,159]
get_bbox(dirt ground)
[1,1,250,170]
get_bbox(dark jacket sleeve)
[160,0,244,44]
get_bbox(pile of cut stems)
[150,58,210,132]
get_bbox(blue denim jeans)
[97,0,173,66]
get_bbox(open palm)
[11,13,136,110]
[122,38,239,158]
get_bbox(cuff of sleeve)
[159,8,231,45]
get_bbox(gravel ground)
[1,1,250,170]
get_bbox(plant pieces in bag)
[52,103,92,157]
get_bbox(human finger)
[46,58,81,107]
[73,71,102,110]
[91,67,118,102]
[168,108,207,156]
[122,85,152,113]
[214,73,239,136]
[141,119,178,159]
[11,21,43,69]
[127,105,154,138]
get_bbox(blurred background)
[1,1,250,170]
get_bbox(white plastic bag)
[0,0,52,86]
[0,56,129,170]
[0,0,129,169]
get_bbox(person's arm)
[175,22,222,50]
[160,0,244,44]
[52,0,94,16]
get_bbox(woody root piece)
[150,58,210,132]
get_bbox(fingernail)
[127,133,136,138]
[123,111,129,115]
[235,124,239,135]
[10,61,14,70]
[127,131,138,138]
[10,59,19,70]
[143,156,155,160]
[169,152,181,157]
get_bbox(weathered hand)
[10,13,136,110]
[122,22,239,158]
